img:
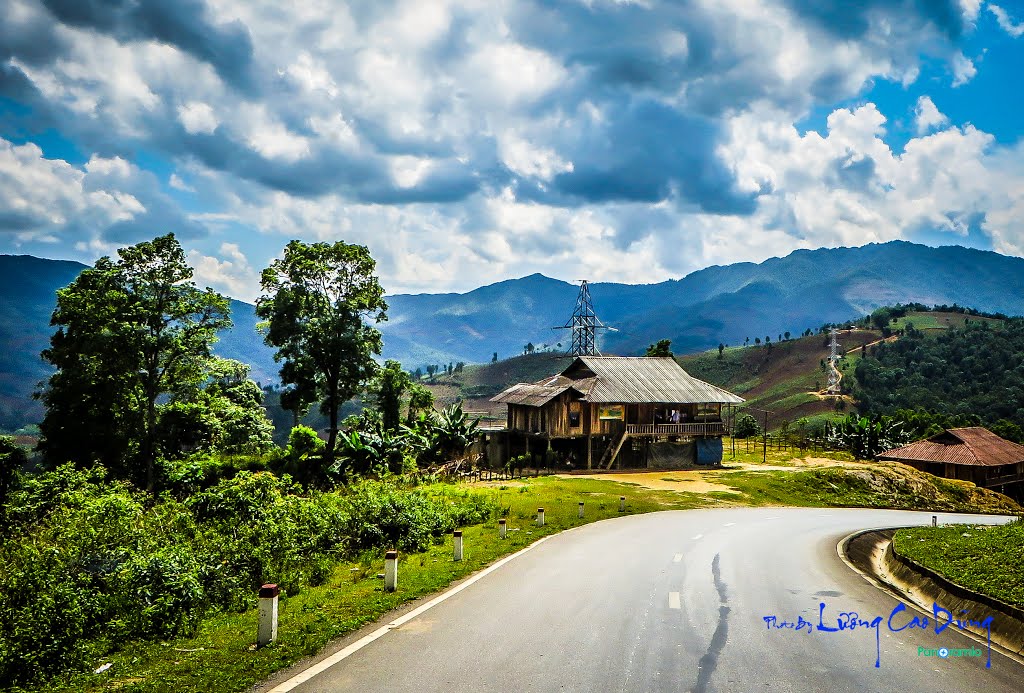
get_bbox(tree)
[256,240,387,465]
[0,436,27,514]
[406,383,435,424]
[370,360,411,432]
[718,343,725,359]
[755,337,761,345]
[38,234,231,490]
[784,331,791,340]
[492,352,498,363]
[157,358,274,458]
[646,339,673,357]
[734,413,760,438]
[426,364,438,380]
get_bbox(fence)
[457,467,555,482]
[740,434,841,454]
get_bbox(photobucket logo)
[918,646,983,659]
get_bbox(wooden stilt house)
[490,356,744,470]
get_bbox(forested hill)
[853,319,1024,435]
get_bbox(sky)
[1,0,1023,302]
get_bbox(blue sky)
[0,0,1023,301]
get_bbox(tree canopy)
[645,339,673,357]
[38,234,231,489]
[256,240,387,462]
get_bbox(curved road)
[270,508,1022,692]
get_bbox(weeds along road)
[269,508,1023,693]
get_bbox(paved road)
[280,508,1022,692]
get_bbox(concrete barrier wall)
[844,528,1024,658]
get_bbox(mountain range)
[2,240,1023,430]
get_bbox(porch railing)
[625,422,725,436]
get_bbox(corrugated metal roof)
[572,356,744,404]
[490,382,572,406]
[878,427,1024,467]
[490,356,744,406]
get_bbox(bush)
[0,466,495,688]
[734,413,760,438]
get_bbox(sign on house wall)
[598,405,624,420]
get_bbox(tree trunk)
[144,392,157,492]
[325,385,338,464]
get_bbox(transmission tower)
[826,328,841,394]
[554,280,609,356]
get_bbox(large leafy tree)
[369,360,412,432]
[256,240,387,463]
[158,358,275,457]
[38,234,231,489]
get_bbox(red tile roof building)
[878,427,1024,500]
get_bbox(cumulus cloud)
[914,96,950,134]
[0,136,207,255]
[188,242,257,301]
[0,0,1020,298]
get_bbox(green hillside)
[422,353,573,420]
[680,329,880,428]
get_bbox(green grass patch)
[892,519,1024,610]
[28,476,704,693]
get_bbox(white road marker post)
[257,583,280,648]
[384,550,398,592]
[537,507,545,526]
[932,515,937,527]
[499,518,507,539]
[453,530,463,561]
[619,496,626,512]
[578,501,584,518]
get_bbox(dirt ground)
[556,455,879,494]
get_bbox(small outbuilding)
[489,356,744,470]
[877,426,1024,500]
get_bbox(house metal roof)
[571,356,744,404]
[490,356,743,407]
[489,382,572,407]
[878,427,1024,467]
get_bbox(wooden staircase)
[599,429,629,470]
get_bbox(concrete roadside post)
[578,501,584,518]
[499,518,507,539]
[384,550,398,592]
[932,515,937,527]
[257,583,280,648]
[453,530,464,561]
[619,496,626,512]
[537,508,545,526]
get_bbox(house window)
[569,411,581,427]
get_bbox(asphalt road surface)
[275,508,1023,692]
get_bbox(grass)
[29,453,1022,693]
[30,477,702,693]
[892,519,1024,610]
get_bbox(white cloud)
[188,242,259,301]
[169,173,195,192]
[951,51,977,87]
[2,0,1020,299]
[178,102,220,135]
[0,140,145,239]
[989,4,1024,37]
[913,96,949,134]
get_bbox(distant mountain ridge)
[383,241,1024,363]
[1,240,1023,430]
